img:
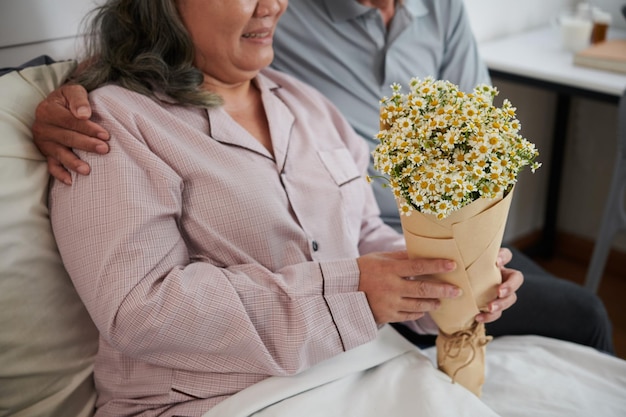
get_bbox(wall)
[465,0,626,44]
[0,0,96,67]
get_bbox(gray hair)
[75,0,222,107]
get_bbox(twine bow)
[438,322,493,383]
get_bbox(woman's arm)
[49,87,377,376]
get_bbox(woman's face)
[177,0,287,86]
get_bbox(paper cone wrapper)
[398,188,514,396]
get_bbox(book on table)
[573,39,626,74]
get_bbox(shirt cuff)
[319,258,360,294]
[324,292,378,351]
[319,259,378,350]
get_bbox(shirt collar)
[256,69,282,92]
[323,0,428,22]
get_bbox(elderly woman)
[49,0,523,415]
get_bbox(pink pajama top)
[50,68,422,416]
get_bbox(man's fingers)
[48,158,72,185]
[33,86,110,148]
[41,142,92,176]
[37,122,109,155]
[44,117,109,148]
[61,84,93,120]
[31,84,109,179]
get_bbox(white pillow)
[0,61,99,417]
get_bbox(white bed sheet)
[203,325,626,417]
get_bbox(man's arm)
[32,83,110,184]
[439,0,492,90]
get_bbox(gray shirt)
[272,0,490,232]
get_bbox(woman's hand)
[357,251,462,325]
[475,247,524,324]
[32,83,110,184]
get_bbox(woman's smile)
[177,0,287,85]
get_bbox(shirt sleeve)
[439,0,492,92]
[402,315,440,335]
[49,91,378,377]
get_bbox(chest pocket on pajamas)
[318,148,365,242]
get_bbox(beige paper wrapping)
[398,189,514,396]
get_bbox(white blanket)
[203,326,626,417]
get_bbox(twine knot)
[438,322,493,383]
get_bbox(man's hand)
[476,247,524,324]
[357,251,462,325]
[32,84,110,184]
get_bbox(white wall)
[463,0,576,43]
[464,0,625,44]
[0,0,96,67]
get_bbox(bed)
[204,325,626,417]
